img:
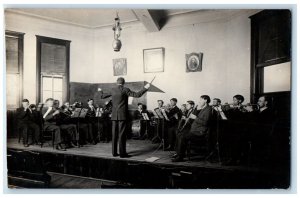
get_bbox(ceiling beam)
[132,9,162,32]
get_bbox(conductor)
[98,77,151,158]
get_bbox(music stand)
[95,108,103,142]
[205,109,223,164]
[72,108,88,144]
[152,108,167,151]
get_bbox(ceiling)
[5,8,199,29]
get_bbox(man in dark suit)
[41,98,65,150]
[165,98,182,151]
[172,95,213,162]
[17,99,40,147]
[98,77,150,158]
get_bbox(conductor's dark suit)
[100,85,148,156]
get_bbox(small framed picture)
[143,47,165,73]
[113,58,127,76]
[186,52,203,72]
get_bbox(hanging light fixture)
[112,12,122,52]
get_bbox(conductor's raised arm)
[124,83,150,98]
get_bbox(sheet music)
[161,109,170,121]
[71,108,82,118]
[152,110,159,118]
[145,157,160,162]
[142,113,150,120]
[128,97,133,104]
[154,108,164,119]
[79,108,88,118]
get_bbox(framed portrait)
[186,52,203,72]
[143,47,165,73]
[113,58,127,76]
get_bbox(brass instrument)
[222,103,259,112]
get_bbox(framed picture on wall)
[143,47,165,73]
[113,58,127,76]
[186,52,203,72]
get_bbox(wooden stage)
[6,138,289,189]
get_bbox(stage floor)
[7,138,263,172]
[6,138,289,189]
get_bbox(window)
[36,36,70,104]
[263,62,291,93]
[6,31,24,109]
[42,75,63,104]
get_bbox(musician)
[180,104,187,116]
[59,104,80,148]
[53,100,79,148]
[133,103,150,139]
[29,104,43,127]
[246,96,274,163]
[165,98,182,151]
[85,99,97,145]
[245,96,273,123]
[223,94,246,118]
[66,101,90,145]
[212,98,221,107]
[134,103,144,120]
[157,100,164,109]
[98,77,150,158]
[222,94,249,165]
[41,98,65,150]
[16,99,40,147]
[177,100,195,132]
[172,95,213,162]
[212,98,227,120]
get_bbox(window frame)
[36,35,71,104]
[5,30,25,110]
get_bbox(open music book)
[72,108,88,118]
[142,113,150,120]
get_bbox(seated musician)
[245,96,273,123]
[134,103,145,120]
[223,94,246,119]
[29,104,43,128]
[222,94,249,165]
[177,100,195,132]
[59,103,80,148]
[98,101,112,143]
[180,104,187,116]
[53,100,79,148]
[16,99,40,147]
[85,99,97,145]
[245,96,274,162]
[42,98,65,150]
[172,95,213,162]
[165,98,182,151]
[133,103,150,139]
[212,98,227,120]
